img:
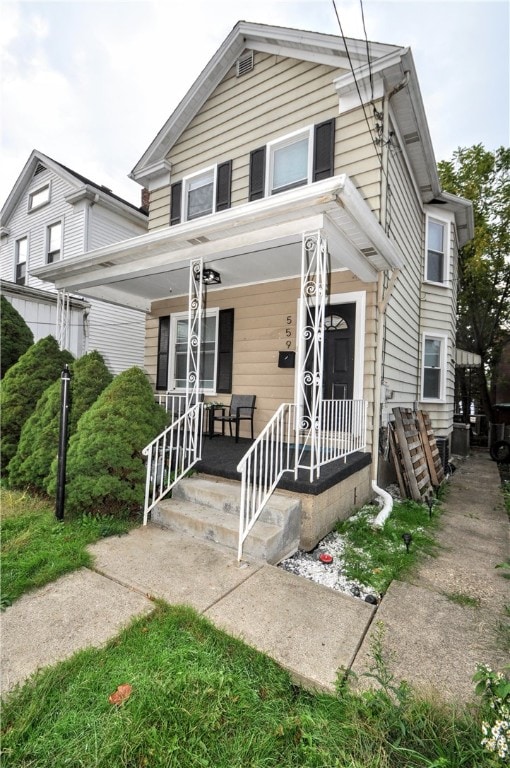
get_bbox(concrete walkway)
[1,450,508,702]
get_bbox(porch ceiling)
[32,175,403,312]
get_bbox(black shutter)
[156,316,170,390]
[313,118,335,181]
[249,147,266,201]
[217,308,234,394]
[216,160,232,211]
[170,181,182,225]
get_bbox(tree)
[0,296,34,378]
[438,145,510,421]
[8,351,112,494]
[54,366,167,518]
[0,336,74,474]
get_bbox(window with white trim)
[422,333,447,400]
[185,168,215,220]
[15,237,27,285]
[46,222,62,263]
[425,216,448,284]
[268,127,312,194]
[28,184,50,211]
[169,310,218,392]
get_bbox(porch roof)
[32,175,403,312]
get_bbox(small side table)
[205,404,226,438]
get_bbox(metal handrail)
[236,399,367,560]
[236,403,296,560]
[142,402,203,524]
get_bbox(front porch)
[195,436,372,552]
[197,435,370,495]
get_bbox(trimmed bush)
[58,367,167,518]
[0,336,74,474]
[0,296,34,378]
[8,351,113,494]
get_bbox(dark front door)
[323,303,356,400]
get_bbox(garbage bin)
[452,423,470,456]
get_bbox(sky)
[1,0,509,209]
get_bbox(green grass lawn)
[0,488,133,608]
[0,488,496,766]
[335,497,440,595]
[0,602,490,768]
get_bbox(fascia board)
[435,191,474,246]
[337,175,403,269]
[33,174,402,292]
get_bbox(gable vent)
[403,132,420,145]
[34,162,46,176]
[236,50,254,77]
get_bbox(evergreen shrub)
[8,351,112,494]
[0,295,34,378]
[0,336,73,474]
[60,366,167,518]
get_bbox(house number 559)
[286,315,292,349]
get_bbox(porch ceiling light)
[202,268,221,285]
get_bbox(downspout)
[371,74,408,528]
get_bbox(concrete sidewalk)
[1,450,508,702]
[352,450,509,702]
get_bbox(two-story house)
[0,150,148,374]
[32,22,473,561]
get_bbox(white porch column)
[296,231,327,480]
[186,259,203,409]
[56,289,70,352]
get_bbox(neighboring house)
[33,22,474,558]
[0,150,148,374]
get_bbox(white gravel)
[278,507,381,604]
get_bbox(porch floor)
[196,436,371,495]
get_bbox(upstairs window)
[47,222,62,263]
[186,169,215,220]
[425,216,448,284]
[170,161,232,225]
[422,333,447,401]
[28,184,50,211]
[15,237,27,285]
[269,130,311,194]
[249,118,335,201]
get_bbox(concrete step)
[172,475,300,528]
[152,475,301,564]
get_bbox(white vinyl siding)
[86,299,145,375]
[380,120,423,420]
[0,159,147,373]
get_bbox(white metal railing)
[142,402,203,523]
[155,393,187,420]
[319,398,367,461]
[236,399,367,560]
[237,403,296,561]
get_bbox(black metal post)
[56,364,71,521]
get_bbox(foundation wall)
[279,463,372,551]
